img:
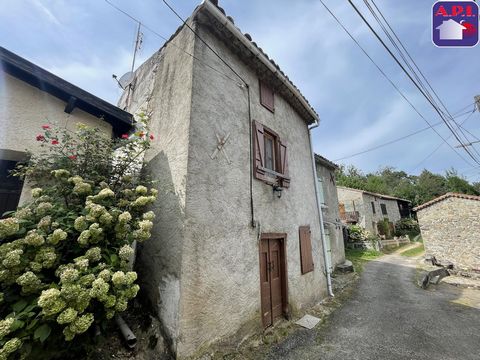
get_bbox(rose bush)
[0,116,156,359]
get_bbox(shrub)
[394,218,420,238]
[0,119,156,359]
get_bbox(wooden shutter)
[299,226,314,274]
[278,140,289,188]
[253,121,266,181]
[260,80,274,112]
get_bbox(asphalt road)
[267,253,480,360]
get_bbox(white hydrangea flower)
[135,185,148,195]
[142,211,155,221]
[25,230,45,247]
[0,218,19,238]
[118,245,134,261]
[118,212,132,224]
[31,188,43,198]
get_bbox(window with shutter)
[252,121,290,187]
[299,226,314,274]
[259,80,275,113]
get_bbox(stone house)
[0,47,133,214]
[414,193,480,271]
[337,186,411,236]
[315,154,345,269]
[118,1,342,358]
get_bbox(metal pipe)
[115,315,137,349]
[308,122,334,297]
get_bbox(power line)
[347,0,480,165]
[334,121,443,161]
[161,0,248,86]
[412,111,476,171]
[318,0,474,167]
[103,0,241,84]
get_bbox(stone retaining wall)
[417,197,480,270]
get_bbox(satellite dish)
[117,71,134,90]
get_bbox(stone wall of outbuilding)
[417,197,480,270]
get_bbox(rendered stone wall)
[0,72,112,204]
[117,23,196,351]
[316,164,345,268]
[175,21,326,358]
[362,193,402,235]
[417,197,480,270]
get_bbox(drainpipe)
[308,122,334,297]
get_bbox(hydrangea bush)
[0,118,156,359]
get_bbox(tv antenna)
[113,21,143,91]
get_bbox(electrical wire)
[348,0,480,165]
[412,111,476,171]
[364,0,480,160]
[161,0,248,86]
[103,0,241,84]
[318,0,474,167]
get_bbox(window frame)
[253,121,290,187]
[371,201,376,214]
[380,203,388,215]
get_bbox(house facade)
[119,1,336,358]
[414,193,480,271]
[337,186,410,235]
[0,47,133,214]
[315,154,345,269]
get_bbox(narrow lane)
[268,254,480,360]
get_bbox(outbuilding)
[414,192,480,271]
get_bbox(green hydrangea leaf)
[10,319,25,331]
[12,299,28,312]
[34,324,51,343]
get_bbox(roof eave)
[0,47,134,136]
[198,1,319,125]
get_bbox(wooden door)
[269,239,283,321]
[259,239,272,327]
[259,235,287,328]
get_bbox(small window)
[371,202,376,214]
[253,121,289,187]
[299,226,314,274]
[381,204,388,215]
[264,132,276,171]
[259,80,274,113]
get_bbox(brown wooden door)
[260,236,286,328]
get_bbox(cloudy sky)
[2,0,480,180]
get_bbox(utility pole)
[475,95,480,112]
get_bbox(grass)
[400,243,425,257]
[345,248,382,272]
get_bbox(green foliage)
[345,248,382,272]
[376,219,391,238]
[336,165,479,207]
[0,119,157,359]
[400,244,425,257]
[394,218,420,238]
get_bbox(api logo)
[433,1,479,47]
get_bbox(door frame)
[259,233,289,328]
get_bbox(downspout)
[308,122,334,297]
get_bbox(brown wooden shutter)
[253,121,266,181]
[260,80,274,112]
[278,140,289,188]
[299,226,314,274]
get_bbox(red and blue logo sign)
[433,1,479,47]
